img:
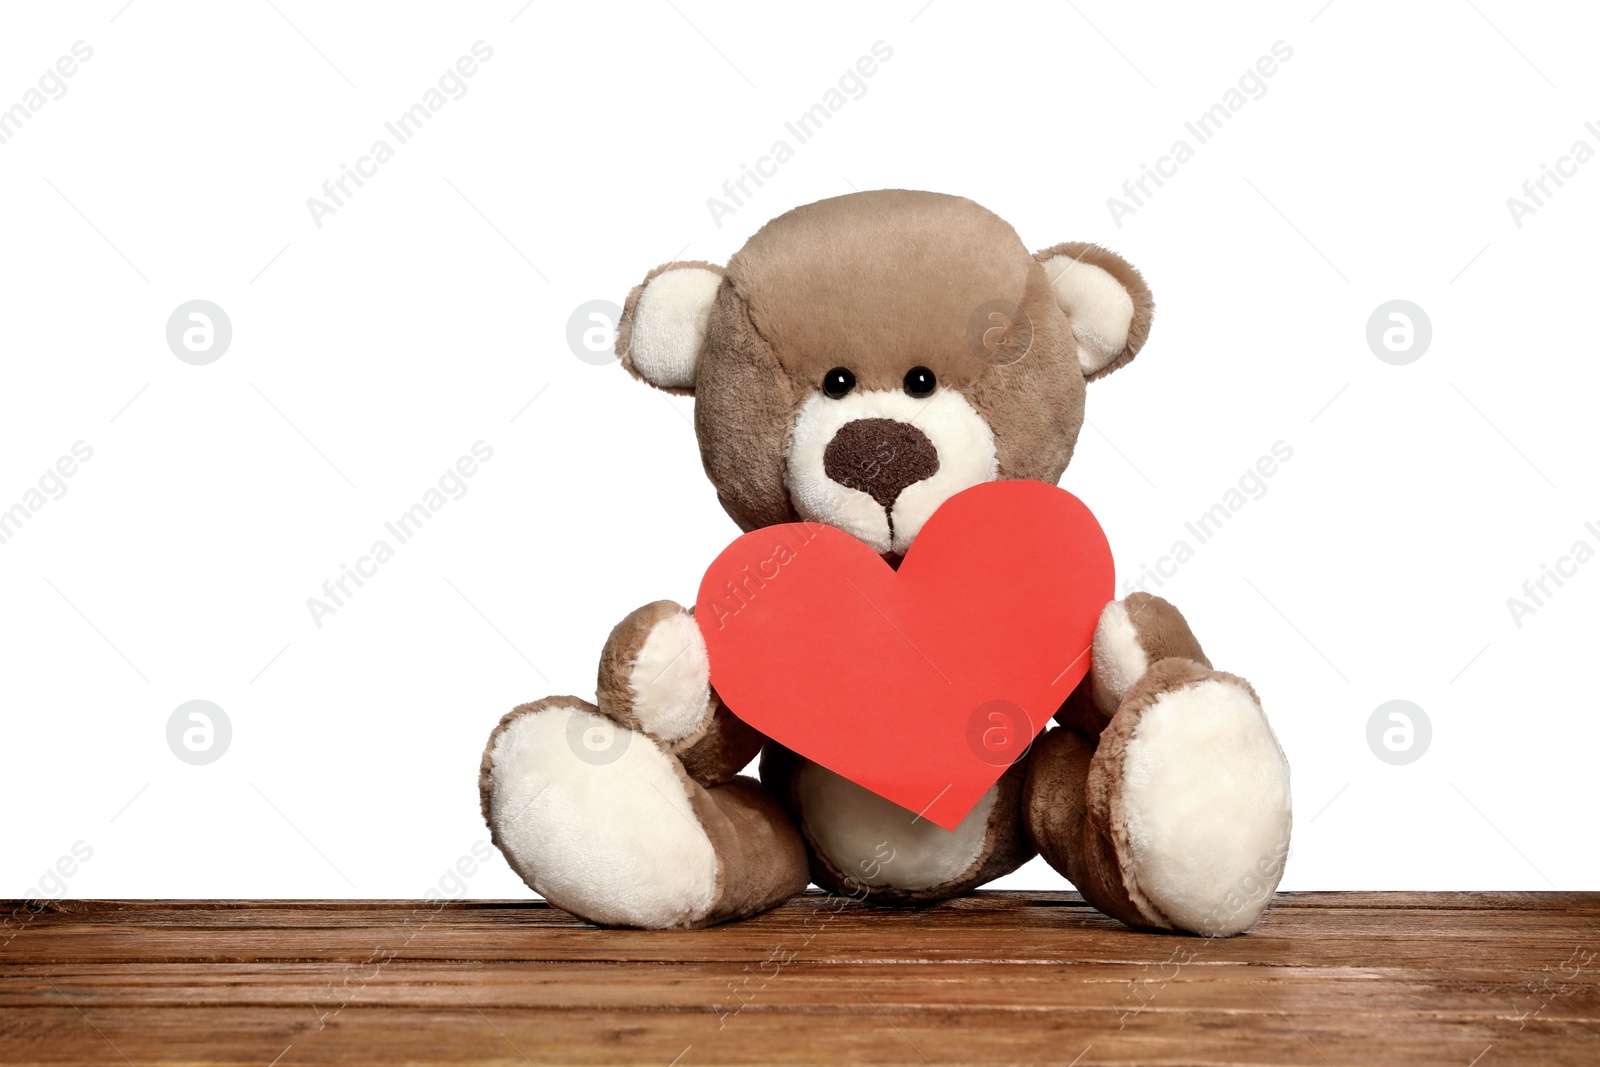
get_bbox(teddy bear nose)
[823,418,940,509]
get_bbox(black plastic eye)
[903,366,937,398]
[822,367,856,398]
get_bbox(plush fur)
[480,190,1292,936]
[1090,599,1150,716]
[482,700,719,929]
[797,766,998,891]
[1117,671,1292,935]
[786,388,997,555]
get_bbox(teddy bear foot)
[478,602,809,929]
[1027,658,1292,937]
[480,696,808,928]
[1101,660,1291,935]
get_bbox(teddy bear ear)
[614,260,725,394]
[1034,242,1154,381]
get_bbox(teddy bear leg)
[1022,727,1151,928]
[1024,595,1292,936]
[478,602,808,929]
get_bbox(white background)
[2,0,1596,901]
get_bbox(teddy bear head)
[614,189,1153,557]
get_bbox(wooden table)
[2,892,1596,1065]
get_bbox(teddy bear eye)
[903,366,937,398]
[822,367,856,399]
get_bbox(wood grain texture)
[1,892,1597,1065]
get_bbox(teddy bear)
[479,189,1292,936]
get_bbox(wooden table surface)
[1,892,1597,1065]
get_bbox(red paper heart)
[695,480,1113,831]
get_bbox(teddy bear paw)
[1100,660,1291,936]
[595,600,714,747]
[1089,593,1210,718]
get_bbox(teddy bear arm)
[594,600,717,745]
[1052,592,1208,737]
[1086,592,1212,718]
[675,691,768,786]
[592,601,768,784]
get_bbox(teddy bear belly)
[794,761,1000,893]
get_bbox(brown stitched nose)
[823,418,940,509]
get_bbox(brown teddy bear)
[480,189,1291,936]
